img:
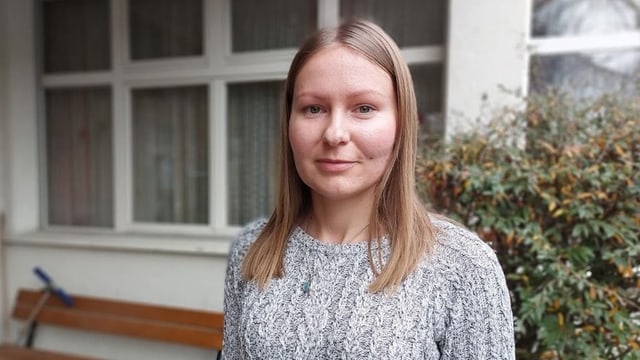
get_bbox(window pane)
[42,0,111,73]
[529,52,640,100]
[129,0,203,59]
[132,86,208,224]
[46,87,113,227]
[232,0,317,52]
[340,0,446,47]
[532,0,640,37]
[412,64,444,143]
[227,81,282,226]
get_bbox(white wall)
[3,0,39,236]
[0,0,8,343]
[445,0,530,135]
[0,0,7,215]
[2,0,40,344]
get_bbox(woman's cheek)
[358,123,396,160]
[288,121,312,158]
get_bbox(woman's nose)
[323,112,350,146]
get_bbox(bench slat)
[12,289,223,350]
[15,289,223,329]
[0,343,99,360]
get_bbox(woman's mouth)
[316,159,356,172]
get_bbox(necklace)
[301,220,369,295]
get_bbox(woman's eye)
[307,105,321,114]
[357,105,373,113]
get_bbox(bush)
[417,91,640,359]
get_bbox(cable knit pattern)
[223,218,515,359]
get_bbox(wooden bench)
[0,288,224,359]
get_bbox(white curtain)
[132,86,209,224]
[46,87,113,227]
[227,82,282,226]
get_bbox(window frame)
[529,30,640,55]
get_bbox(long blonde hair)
[242,20,434,293]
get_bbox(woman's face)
[289,45,397,203]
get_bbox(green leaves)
[417,92,640,359]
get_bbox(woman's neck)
[305,194,373,244]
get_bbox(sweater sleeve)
[439,245,515,359]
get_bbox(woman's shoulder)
[228,218,268,261]
[428,215,501,273]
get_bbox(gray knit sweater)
[223,218,515,359]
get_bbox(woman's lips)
[316,159,356,172]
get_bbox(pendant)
[302,281,311,294]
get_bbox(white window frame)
[529,31,640,55]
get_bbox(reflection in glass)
[46,87,113,226]
[532,0,640,37]
[340,0,446,47]
[42,0,111,73]
[129,0,203,59]
[232,0,317,52]
[530,52,640,100]
[531,0,640,99]
[132,86,208,224]
[227,82,282,225]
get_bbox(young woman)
[223,20,515,359]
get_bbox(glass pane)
[132,86,209,224]
[227,81,283,226]
[42,0,111,73]
[529,52,640,100]
[340,0,446,47]
[46,87,113,227]
[532,0,640,37]
[232,0,317,52]
[129,0,203,59]
[412,64,444,143]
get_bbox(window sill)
[5,229,239,256]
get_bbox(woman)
[223,20,515,359]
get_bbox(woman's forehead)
[293,45,392,94]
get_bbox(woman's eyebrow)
[294,89,388,100]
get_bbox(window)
[46,87,113,226]
[39,0,447,233]
[231,0,317,53]
[42,0,111,73]
[129,0,203,59]
[529,0,640,99]
[340,0,445,47]
[411,64,444,143]
[227,81,282,225]
[132,86,209,224]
